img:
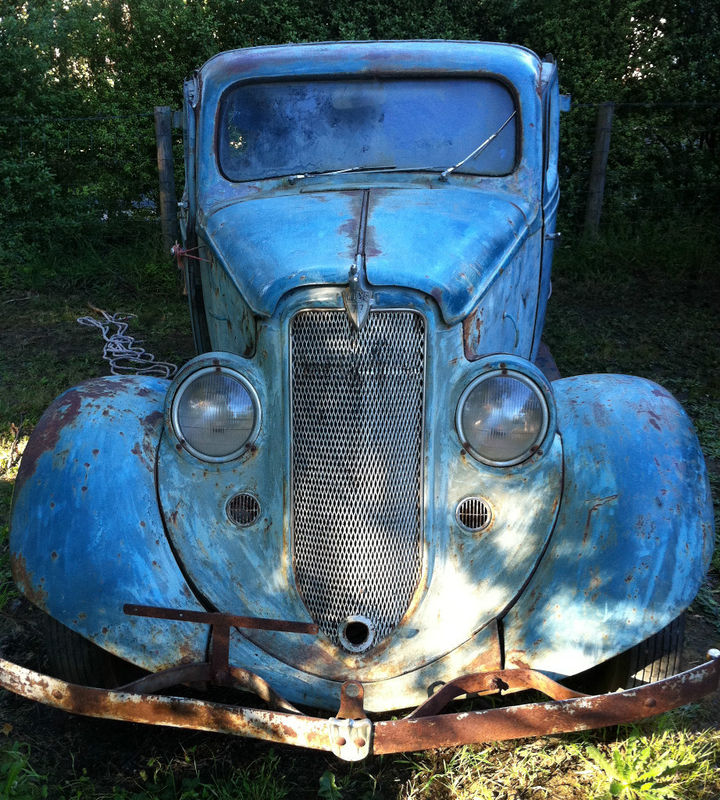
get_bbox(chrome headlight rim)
[456,363,552,468]
[169,364,261,464]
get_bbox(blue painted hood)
[202,186,532,323]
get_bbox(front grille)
[291,310,425,648]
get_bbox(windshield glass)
[218,77,517,181]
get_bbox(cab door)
[532,58,561,357]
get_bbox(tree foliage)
[0,0,717,288]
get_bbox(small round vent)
[226,493,260,527]
[456,497,492,532]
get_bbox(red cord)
[171,242,210,268]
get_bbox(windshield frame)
[214,71,522,183]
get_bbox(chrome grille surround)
[290,309,425,649]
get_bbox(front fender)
[503,374,714,676]
[10,376,209,670]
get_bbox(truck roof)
[198,40,542,92]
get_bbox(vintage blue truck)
[3,41,717,760]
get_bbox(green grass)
[0,744,293,799]
[0,225,718,798]
[2,721,719,800]
[582,724,720,800]
[0,741,48,800]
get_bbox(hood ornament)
[342,260,372,331]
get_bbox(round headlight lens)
[458,372,548,466]
[173,368,258,460]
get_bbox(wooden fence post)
[584,101,615,237]
[154,105,179,253]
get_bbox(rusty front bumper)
[1,647,718,761]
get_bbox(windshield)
[218,77,518,181]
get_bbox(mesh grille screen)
[291,310,425,648]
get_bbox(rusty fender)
[1,651,718,760]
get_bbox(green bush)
[1,0,718,291]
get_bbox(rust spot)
[51,551,58,561]
[463,312,482,361]
[14,389,83,495]
[643,407,662,432]
[338,217,360,239]
[651,387,672,399]
[592,402,610,427]
[10,553,48,609]
[364,223,381,258]
[140,411,163,429]
[168,511,179,527]
[80,379,123,401]
[81,486,88,493]
[102,627,109,635]
[140,521,146,528]
[505,650,531,670]
[583,495,619,544]
[131,433,156,473]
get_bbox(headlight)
[457,370,549,466]
[171,367,259,461]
